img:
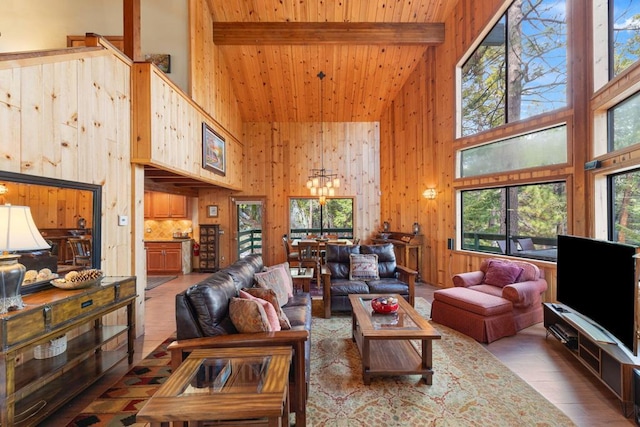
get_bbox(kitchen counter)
[144,239,193,274]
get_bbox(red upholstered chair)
[431,258,548,343]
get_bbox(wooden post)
[123,0,141,61]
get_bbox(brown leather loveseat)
[170,254,311,426]
[321,242,417,318]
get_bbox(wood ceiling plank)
[212,22,444,45]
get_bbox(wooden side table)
[290,267,314,293]
[136,346,292,426]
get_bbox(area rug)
[144,275,177,291]
[66,298,575,426]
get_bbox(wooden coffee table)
[349,294,441,385]
[136,346,292,426]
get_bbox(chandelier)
[306,71,340,205]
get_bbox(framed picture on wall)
[207,205,219,218]
[202,122,226,176]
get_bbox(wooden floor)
[43,276,636,426]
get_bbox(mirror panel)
[0,172,102,293]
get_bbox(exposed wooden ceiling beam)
[212,22,444,45]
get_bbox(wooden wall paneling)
[0,47,139,332]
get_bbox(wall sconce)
[422,188,436,200]
[0,184,7,196]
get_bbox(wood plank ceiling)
[145,1,455,191]
[207,0,455,123]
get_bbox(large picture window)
[608,91,640,152]
[460,0,567,136]
[610,169,640,245]
[289,197,354,239]
[460,182,567,261]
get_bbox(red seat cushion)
[433,287,512,317]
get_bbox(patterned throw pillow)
[228,297,272,333]
[265,262,294,297]
[238,290,281,331]
[242,287,291,330]
[254,268,290,306]
[349,253,380,281]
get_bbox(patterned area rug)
[66,298,575,426]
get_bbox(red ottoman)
[431,287,516,343]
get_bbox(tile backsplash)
[144,219,193,239]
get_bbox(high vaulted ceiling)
[207,0,456,123]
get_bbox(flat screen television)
[556,234,638,356]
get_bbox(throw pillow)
[242,288,291,330]
[239,290,281,331]
[349,253,380,281]
[483,260,524,287]
[228,297,272,333]
[254,268,290,306]
[265,262,294,297]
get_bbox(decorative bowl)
[371,296,399,314]
[51,277,101,290]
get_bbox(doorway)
[231,197,265,260]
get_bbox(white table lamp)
[0,205,50,313]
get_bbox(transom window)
[460,182,567,261]
[460,0,567,137]
[610,0,640,78]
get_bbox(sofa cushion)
[326,244,361,279]
[254,267,290,306]
[242,287,291,330]
[185,272,239,336]
[265,262,294,297]
[349,253,379,280]
[433,287,513,316]
[239,290,281,331]
[229,297,272,332]
[483,259,523,287]
[361,243,397,278]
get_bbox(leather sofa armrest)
[502,279,548,307]
[168,330,309,369]
[452,271,484,287]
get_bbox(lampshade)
[0,205,49,313]
[422,188,437,200]
[0,205,50,251]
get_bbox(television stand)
[544,303,638,417]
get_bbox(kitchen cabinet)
[145,242,182,274]
[199,224,219,272]
[150,192,188,219]
[0,277,136,426]
[144,191,152,218]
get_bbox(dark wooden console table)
[372,232,423,281]
[0,276,137,426]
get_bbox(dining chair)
[282,234,299,266]
[297,240,322,286]
[67,237,92,267]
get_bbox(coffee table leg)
[363,338,371,385]
[422,339,433,385]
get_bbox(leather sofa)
[170,254,311,427]
[321,243,417,318]
[431,257,548,343]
